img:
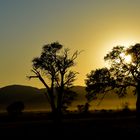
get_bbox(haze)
[1,0,140,88]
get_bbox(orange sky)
[1,0,140,88]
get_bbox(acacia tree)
[85,44,140,119]
[85,68,115,102]
[28,42,79,118]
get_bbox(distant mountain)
[0,85,87,112]
[0,85,136,112]
[0,85,49,112]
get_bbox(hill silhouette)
[0,85,49,112]
[0,85,136,112]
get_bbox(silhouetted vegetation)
[85,43,140,121]
[28,42,80,120]
[2,43,139,137]
[6,101,24,117]
[61,88,77,113]
[0,109,137,138]
[121,102,131,114]
[77,102,90,114]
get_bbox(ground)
[0,110,139,139]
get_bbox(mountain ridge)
[0,84,87,112]
[0,84,136,112]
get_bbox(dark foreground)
[0,111,139,139]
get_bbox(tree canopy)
[28,42,80,118]
[85,43,140,118]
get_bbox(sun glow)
[110,38,136,48]
[120,53,132,63]
[124,55,132,63]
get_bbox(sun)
[124,55,132,63]
[111,39,134,63]
[120,53,132,63]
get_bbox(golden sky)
[1,0,140,88]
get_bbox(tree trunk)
[49,91,56,118]
[50,77,57,120]
[56,90,63,121]
[136,81,140,122]
[56,74,64,122]
[56,92,63,121]
[38,75,56,118]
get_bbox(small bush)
[77,103,90,114]
[6,101,24,117]
[121,102,130,113]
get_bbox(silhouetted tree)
[28,42,80,120]
[85,68,114,101]
[85,44,140,120]
[6,101,24,117]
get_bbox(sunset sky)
[1,0,140,88]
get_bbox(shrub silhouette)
[6,101,24,117]
[77,103,90,114]
[121,102,130,114]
